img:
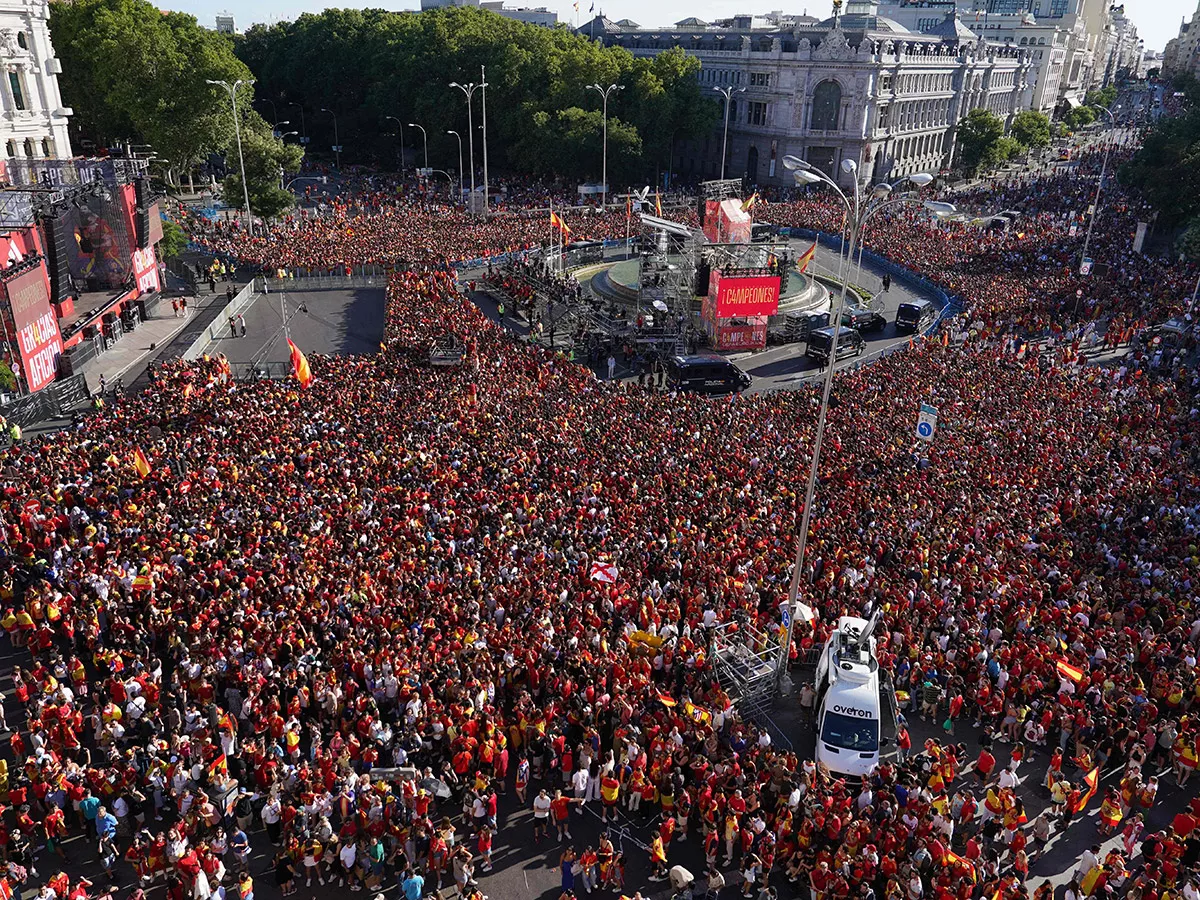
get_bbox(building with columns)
[0,0,71,163]
[581,1,1032,187]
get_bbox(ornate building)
[581,4,1032,186]
[0,0,72,162]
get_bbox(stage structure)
[635,212,699,356]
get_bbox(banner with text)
[710,270,782,318]
[6,265,62,392]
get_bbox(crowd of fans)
[1,132,1200,900]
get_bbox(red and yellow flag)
[656,691,677,708]
[1056,659,1085,684]
[1071,766,1100,814]
[945,850,976,882]
[132,447,152,479]
[740,192,759,212]
[549,211,572,238]
[288,338,313,389]
[654,189,662,217]
[207,752,228,780]
[797,241,817,273]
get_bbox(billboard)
[6,265,62,392]
[709,270,781,318]
[713,322,768,351]
[60,190,135,291]
[132,246,160,296]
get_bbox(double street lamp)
[450,81,485,216]
[775,155,948,685]
[1077,104,1121,292]
[408,123,429,170]
[207,78,255,231]
[320,107,340,170]
[586,82,623,211]
[714,86,746,180]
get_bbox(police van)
[813,614,884,779]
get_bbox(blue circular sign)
[917,421,933,438]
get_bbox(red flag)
[656,691,677,708]
[132,447,152,479]
[797,241,817,273]
[288,338,313,389]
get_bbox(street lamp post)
[480,65,490,221]
[450,81,481,215]
[277,132,298,187]
[713,85,745,181]
[775,155,938,688]
[288,102,307,145]
[1078,104,1120,293]
[320,107,340,171]
[408,123,429,170]
[586,82,623,211]
[258,98,279,128]
[447,130,463,204]
[207,78,255,232]
[385,116,404,171]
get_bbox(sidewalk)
[76,293,226,394]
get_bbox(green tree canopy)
[234,7,716,184]
[1011,110,1051,150]
[222,118,305,221]
[954,109,1007,174]
[1121,75,1200,227]
[157,219,190,259]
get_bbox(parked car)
[664,354,752,395]
[806,326,865,365]
[841,306,886,333]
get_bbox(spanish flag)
[740,192,759,212]
[656,691,677,708]
[1056,659,1085,684]
[945,850,976,881]
[132,448,152,479]
[206,752,228,781]
[1071,766,1099,814]
[288,338,313,389]
[797,241,817,273]
[655,189,662,217]
[626,195,632,221]
[550,211,571,238]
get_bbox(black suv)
[806,326,866,365]
[665,355,753,395]
[895,299,937,335]
[841,306,887,333]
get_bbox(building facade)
[419,0,557,26]
[0,0,71,164]
[1164,0,1200,79]
[582,4,1032,187]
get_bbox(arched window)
[23,138,34,158]
[41,138,50,157]
[811,79,842,131]
[16,33,26,49]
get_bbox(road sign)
[1079,257,1093,276]
[916,403,938,442]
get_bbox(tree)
[955,109,1006,174]
[50,0,266,188]
[233,6,714,184]
[994,136,1022,164]
[157,219,189,260]
[1084,85,1118,111]
[222,119,304,221]
[1011,110,1051,150]
[1063,105,1096,131]
[1179,216,1200,262]
[1121,74,1200,227]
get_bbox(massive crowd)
[1,129,1200,900]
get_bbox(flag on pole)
[655,189,662,217]
[132,447,152,479]
[589,561,618,583]
[207,752,228,781]
[1071,766,1100,813]
[740,192,759,212]
[797,241,817,273]
[626,195,631,221]
[288,338,314,389]
[550,211,572,238]
[656,691,677,708]
[1056,659,1085,684]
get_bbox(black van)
[895,299,937,335]
[665,355,752,395]
[806,326,865,365]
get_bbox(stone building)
[0,0,71,163]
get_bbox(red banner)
[714,323,767,351]
[6,266,61,392]
[710,271,781,318]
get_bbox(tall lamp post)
[450,81,482,215]
[480,65,490,220]
[320,107,340,171]
[385,116,405,172]
[447,130,463,204]
[408,123,429,170]
[713,85,745,180]
[775,154,943,687]
[288,101,307,146]
[586,82,623,211]
[1077,104,1120,292]
[207,78,255,231]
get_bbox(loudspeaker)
[697,196,707,227]
[134,177,151,249]
[694,261,711,297]
[42,216,72,303]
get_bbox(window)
[23,138,33,158]
[810,79,841,130]
[880,73,892,91]
[41,138,50,157]
[4,140,12,157]
[748,101,767,125]
[16,33,26,50]
[878,105,891,128]
[9,71,24,110]
[749,72,770,88]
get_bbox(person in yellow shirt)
[648,833,667,881]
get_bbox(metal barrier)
[227,361,292,381]
[260,273,387,292]
[181,281,257,361]
[0,375,91,428]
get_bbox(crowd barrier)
[261,273,388,292]
[780,227,966,336]
[0,375,90,429]
[181,281,257,361]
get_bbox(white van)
[813,615,883,779]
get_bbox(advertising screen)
[61,191,135,291]
[6,265,62,392]
[709,270,782,318]
[714,323,768,351]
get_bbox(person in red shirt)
[550,790,581,842]
[976,747,996,786]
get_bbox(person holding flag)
[288,338,314,389]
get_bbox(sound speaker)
[694,261,711,297]
[42,216,72,303]
[134,177,151,249]
[696,196,707,227]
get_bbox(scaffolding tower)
[636,214,701,356]
[710,617,782,726]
